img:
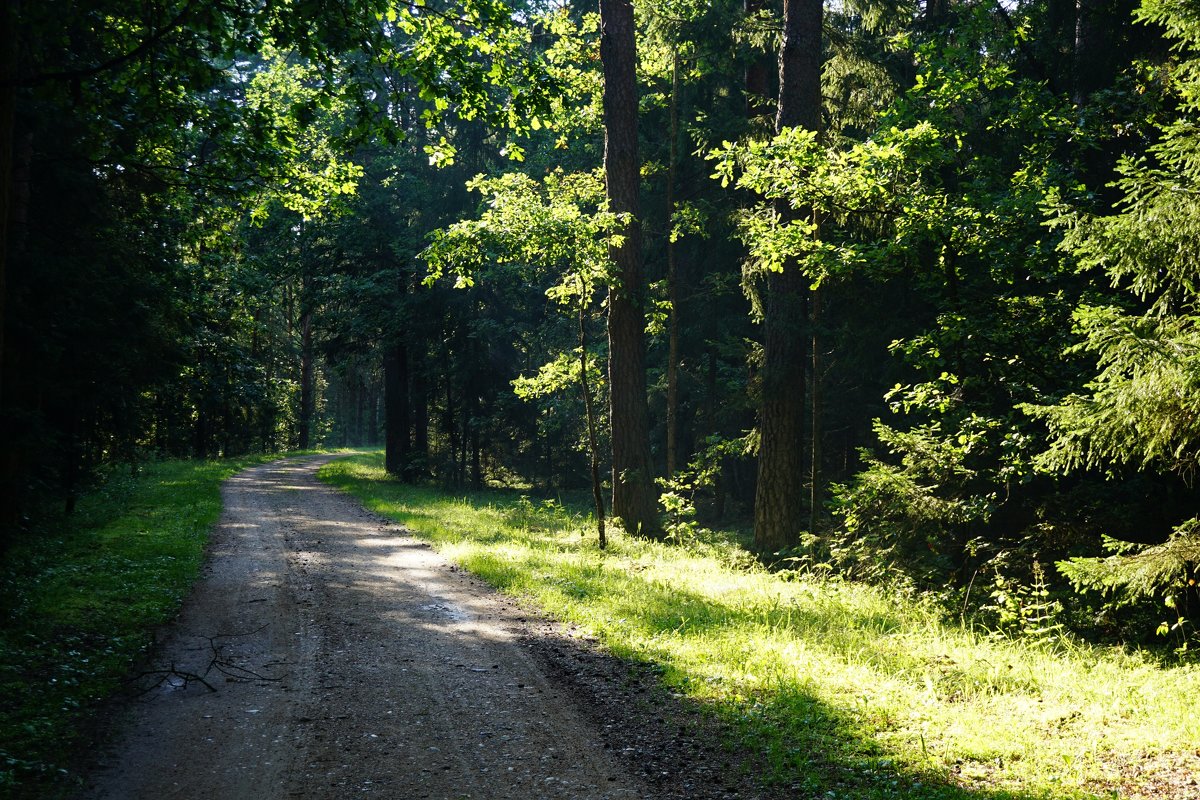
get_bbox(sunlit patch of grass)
[323,452,1200,800]
[0,452,324,799]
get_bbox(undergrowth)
[0,452,322,799]
[322,452,1200,800]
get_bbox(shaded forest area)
[3,0,1200,650]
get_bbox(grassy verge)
[0,452,324,798]
[322,452,1200,800]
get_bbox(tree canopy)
[5,0,1200,653]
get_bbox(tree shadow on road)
[321,454,1111,800]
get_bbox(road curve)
[81,456,648,799]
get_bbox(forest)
[3,0,1200,785]
[5,0,1200,795]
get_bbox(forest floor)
[77,455,780,800]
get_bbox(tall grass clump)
[323,452,1200,800]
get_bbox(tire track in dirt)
[80,456,649,799]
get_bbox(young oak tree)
[425,169,621,546]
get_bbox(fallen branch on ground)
[128,624,283,693]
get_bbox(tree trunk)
[384,340,410,479]
[353,376,364,446]
[580,293,607,549]
[458,414,469,488]
[744,0,771,119]
[809,286,822,535]
[599,0,662,538]
[470,419,482,490]
[412,350,429,475]
[666,51,681,482]
[298,309,313,450]
[194,397,210,460]
[754,0,823,553]
[444,374,457,484]
[367,373,380,446]
[0,0,17,410]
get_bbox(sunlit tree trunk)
[754,0,822,553]
[579,289,607,549]
[599,0,662,538]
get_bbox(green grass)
[322,452,1200,800]
[0,452,327,799]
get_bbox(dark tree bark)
[744,0,771,120]
[194,399,210,460]
[809,286,822,535]
[411,350,429,475]
[298,309,313,450]
[444,372,457,484]
[1073,0,1128,104]
[384,339,411,479]
[470,418,482,490]
[579,293,607,549]
[0,1,19,528]
[0,0,17,411]
[599,0,662,538]
[666,51,681,481]
[753,0,822,553]
[366,373,380,446]
[353,376,364,446]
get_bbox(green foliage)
[1027,309,1200,476]
[1059,526,1200,600]
[983,560,1066,645]
[243,50,364,220]
[424,169,619,291]
[657,435,751,544]
[710,122,945,308]
[1030,0,1200,612]
[323,452,1200,798]
[830,419,996,586]
[423,169,619,476]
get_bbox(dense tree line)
[4,0,1200,648]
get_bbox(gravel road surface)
[79,456,776,800]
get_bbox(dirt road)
[80,456,763,800]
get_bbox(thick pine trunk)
[366,374,380,446]
[298,310,313,450]
[600,0,662,538]
[412,351,429,475]
[744,0,771,119]
[0,0,16,411]
[0,2,18,529]
[469,392,482,490]
[353,377,364,446]
[754,0,822,553]
[384,340,410,479]
[194,400,210,460]
[755,267,808,552]
[444,376,457,484]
